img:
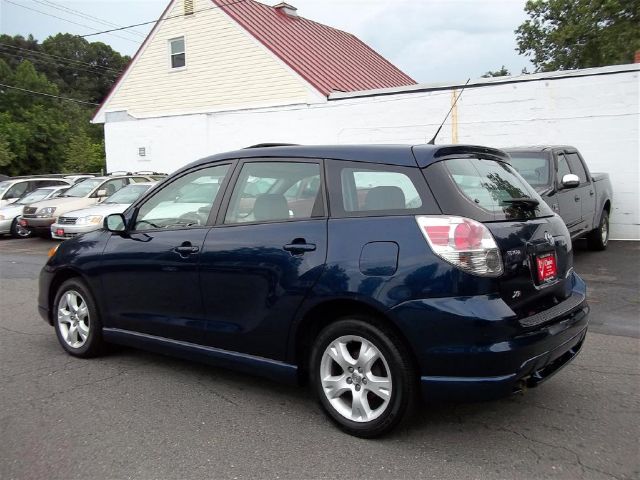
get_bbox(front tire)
[53,278,105,357]
[310,317,416,438]
[10,218,33,239]
[587,209,609,251]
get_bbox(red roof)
[213,0,416,95]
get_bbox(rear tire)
[587,209,609,251]
[310,316,416,438]
[53,278,105,358]
[10,218,33,239]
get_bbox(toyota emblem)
[544,232,555,245]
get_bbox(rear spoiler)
[412,144,510,168]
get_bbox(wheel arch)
[290,297,418,382]
[48,268,97,325]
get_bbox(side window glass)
[341,169,422,212]
[135,164,229,230]
[225,162,322,224]
[101,179,128,197]
[557,154,571,185]
[5,181,29,199]
[566,153,588,184]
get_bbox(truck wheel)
[587,210,609,251]
[10,218,33,238]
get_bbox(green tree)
[516,0,640,72]
[482,65,511,78]
[0,34,126,176]
[0,132,16,171]
[63,131,105,173]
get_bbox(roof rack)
[135,171,167,175]
[106,171,132,176]
[244,143,300,149]
[10,174,68,179]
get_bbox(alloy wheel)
[319,335,392,422]
[57,290,90,349]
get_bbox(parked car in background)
[39,144,589,438]
[50,182,156,240]
[0,185,70,238]
[135,171,168,182]
[64,174,96,184]
[505,146,613,250]
[19,174,155,237]
[0,177,72,208]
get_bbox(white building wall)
[105,65,640,239]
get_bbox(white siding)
[105,65,640,239]
[96,0,322,120]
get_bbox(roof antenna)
[428,78,470,145]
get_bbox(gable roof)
[92,0,416,122]
[213,0,416,95]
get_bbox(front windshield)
[103,184,151,204]
[16,188,54,204]
[61,178,103,198]
[508,154,551,187]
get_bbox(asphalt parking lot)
[0,237,638,480]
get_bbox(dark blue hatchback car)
[39,144,589,437]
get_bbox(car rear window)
[425,158,554,221]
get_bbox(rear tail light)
[415,216,503,277]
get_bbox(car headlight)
[76,215,103,225]
[37,207,56,217]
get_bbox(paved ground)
[0,238,638,479]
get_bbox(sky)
[0,0,534,83]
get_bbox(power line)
[79,0,247,38]
[0,82,99,105]
[0,49,120,77]
[32,0,147,38]
[0,43,124,74]
[2,0,140,44]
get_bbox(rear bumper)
[419,322,587,400]
[390,271,589,401]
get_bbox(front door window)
[134,164,230,230]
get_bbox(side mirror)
[96,189,107,198]
[561,174,580,189]
[104,213,126,233]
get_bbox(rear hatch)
[421,152,574,318]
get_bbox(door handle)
[283,240,316,254]
[574,196,580,202]
[174,242,200,255]
[590,191,594,196]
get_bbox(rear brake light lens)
[415,216,503,277]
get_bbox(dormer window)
[169,37,186,69]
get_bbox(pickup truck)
[504,146,613,250]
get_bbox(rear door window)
[224,161,323,224]
[425,158,554,221]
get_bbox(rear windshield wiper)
[501,197,540,208]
